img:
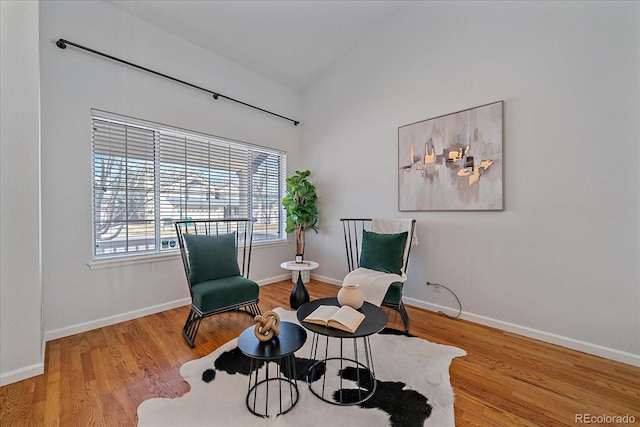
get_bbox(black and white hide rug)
[137,308,465,427]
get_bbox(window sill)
[88,251,181,270]
[87,239,288,270]
[252,239,288,250]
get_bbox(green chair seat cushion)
[191,276,259,313]
[382,281,403,305]
[359,230,408,275]
[183,232,240,284]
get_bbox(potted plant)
[282,170,319,261]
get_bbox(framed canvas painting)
[398,101,503,211]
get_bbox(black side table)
[297,297,387,405]
[237,321,307,417]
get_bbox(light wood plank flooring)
[1,280,638,426]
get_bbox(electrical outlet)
[433,285,441,293]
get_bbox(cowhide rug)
[137,308,465,427]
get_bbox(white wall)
[0,0,44,385]
[303,1,640,366]
[3,0,638,385]
[38,1,301,340]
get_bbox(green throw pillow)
[359,230,408,275]
[183,232,240,284]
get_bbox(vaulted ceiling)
[102,0,407,92]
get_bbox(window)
[92,110,286,259]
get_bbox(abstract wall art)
[398,101,503,211]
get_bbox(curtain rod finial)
[56,39,67,49]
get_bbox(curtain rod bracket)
[56,38,300,126]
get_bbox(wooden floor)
[1,279,639,426]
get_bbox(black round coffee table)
[237,321,307,417]
[297,297,387,405]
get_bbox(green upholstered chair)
[340,218,416,332]
[174,218,260,347]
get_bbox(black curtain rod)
[56,38,299,126]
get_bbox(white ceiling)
[102,0,407,92]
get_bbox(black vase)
[290,272,309,309]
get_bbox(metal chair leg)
[382,300,410,333]
[182,308,202,348]
[398,301,410,333]
[248,303,262,316]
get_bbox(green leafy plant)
[282,170,319,256]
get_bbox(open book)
[303,305,365,333]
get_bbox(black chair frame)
[340,218,416,332]
[174,218,261,347]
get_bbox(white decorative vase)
[337,283,364,310]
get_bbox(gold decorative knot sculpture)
[254,311,280,342]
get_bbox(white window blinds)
[91,110,286,258]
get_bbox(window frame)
[90,109,287,263]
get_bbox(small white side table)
[280,261,319,309]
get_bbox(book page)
[328,306,365,333]
[303,305,340,326]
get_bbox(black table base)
[289,272,309,309]
[237,322,307,418]
[246,354,299,417]
[296,298,387,406]
[305,332,377,405]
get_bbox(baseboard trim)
[257,274,291,285]
[404,297,640,368]
[45,298,191,342]
[311,274,341,286]
[0,363,44,387]
[44,276,289,342]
